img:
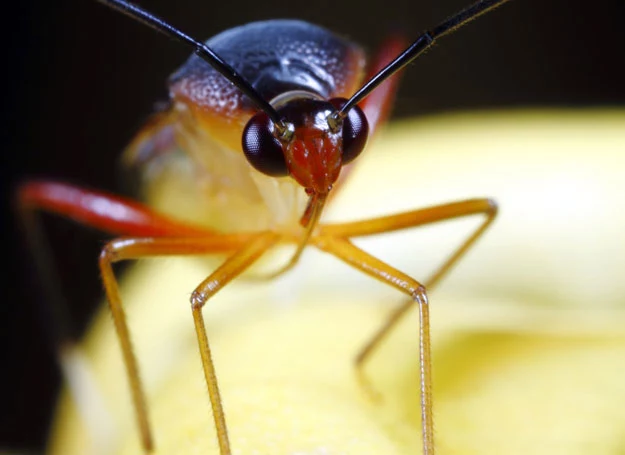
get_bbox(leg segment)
[315,198,497,455]
[320,198,497,365]
[312,235,434,455]
[15,180,218,373]
[189,232,280,455]
[15,180,218,347]
[99,234,259,453]
[16,180,248,453]
[17,180,212,237]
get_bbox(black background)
[2,0,624,451]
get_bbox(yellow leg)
[315,198,497,455]
[312,235,434,455]
[189,232,280,455]
[320,198,497,366]
[99,233,257,453]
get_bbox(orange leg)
[312,235,434,454]
[188,232,280,455]
[100,232,279,455]
[15,180,219,359]
[322,198,497,364]
[315,197,497,455]
[16,180,261,454]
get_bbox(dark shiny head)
[242,95,368,195]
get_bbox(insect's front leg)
[186,232,279,455]
[311,234,434,454]
[99,234,258,453]
[319,197,498,364]
[100,236,242,451]
[313,197,497,455]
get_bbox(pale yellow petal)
[49,110,625,455]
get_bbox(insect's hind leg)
[15,186,118,451]
[18,179,276,454]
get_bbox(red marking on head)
[283,125,343,195]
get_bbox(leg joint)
[411,285,429,305]
[190,290,206,311]
[99,242,118,264]
[486,198,499,216]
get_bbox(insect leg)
[16,196,117,454]
[100,234,262,453]
[319,198,497,366]
[188,232,280,455]
[16,180,250,452]
[315,198,496,455]
[16,180,213,237]
[311,235,434,455]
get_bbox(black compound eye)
[329,98,369,164]
[242,112,289,177]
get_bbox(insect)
[17,0,508,454]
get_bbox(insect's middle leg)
[188,231,279,455]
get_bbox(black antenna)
[338,0,511,117]
[96,0,286,128]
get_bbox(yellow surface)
[49,110,625,455]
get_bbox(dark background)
[2,0,624,451]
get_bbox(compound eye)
[242,112,289,177]
[329,98,369,164]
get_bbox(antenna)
[337,0,511,117]
[96,0,286,128]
